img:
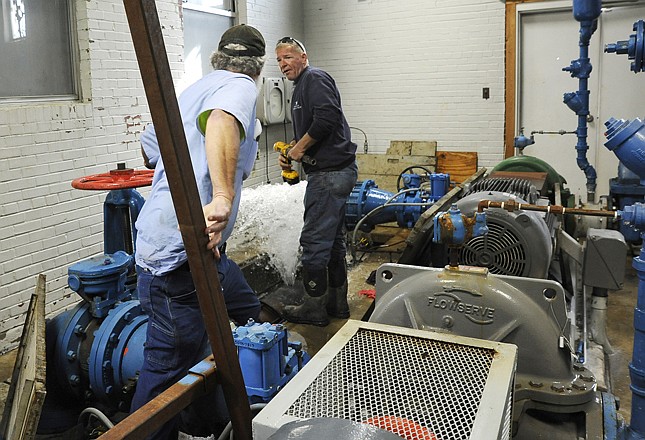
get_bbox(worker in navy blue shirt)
[275,37,358,326]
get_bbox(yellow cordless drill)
[273,141,300,184]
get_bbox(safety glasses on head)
[278,36,306,53]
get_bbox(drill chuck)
[282,170,300,185]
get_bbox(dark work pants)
[130,251,260,440]
[300,162,358,271]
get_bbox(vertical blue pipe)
[616,204,645,439]
[628,245,645,439]
[563,0,601,202]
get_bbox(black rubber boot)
[327,258,350,319]
[283,268,329,327]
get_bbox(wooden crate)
[436,151,478,184]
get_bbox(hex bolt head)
[70,375,81,386]
[529,380,544,388]
[572,379,587,391]
[551,382,565,392]
[67,350,77,362]
[573,363,585,371]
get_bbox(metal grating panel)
[284,328,495,440]
[501,380,514,440]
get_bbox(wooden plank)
[387,140,437,156]
[357,154,437,192]
[356,154,436,176]
[436,151,478,184]
[0,274,47,440]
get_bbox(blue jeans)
[130,252,260,439]
[301,162,358,270]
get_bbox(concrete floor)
[605,254,638,424]
[0,227,638,433]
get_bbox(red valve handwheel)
[71,168,154,190]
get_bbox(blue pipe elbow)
[605,117,645,182]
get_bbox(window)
[182,0,235,88]
[183,0,235,10]
[0,0,78,101]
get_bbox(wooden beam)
[121,1,252,438]
[0,275,47,440]
[504,0,548,158]
[505,1,518,159]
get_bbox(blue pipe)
[606,121,645,437]
[563,0,601,202]
[605,117,645,184]
[604,32,645,437]
[628,234,645,439]
[605,20,645,74]
[104,188,145,255]
[345,174,449,232]
[603,18,645,436]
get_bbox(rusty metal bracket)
[187,358,220,392]
[119,1,252,438]
[101,357,220,439]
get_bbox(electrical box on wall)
[257,77,285,125]
[283,78,294,123]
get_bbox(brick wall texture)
[0,0,505,352]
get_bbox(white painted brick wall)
[0,0,183,353]
[244,0,304,187]
[302,0,506,168]
[0,0,507,353]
